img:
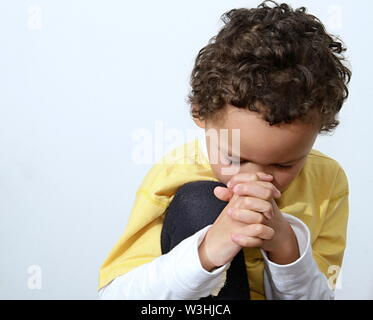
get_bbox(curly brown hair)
[187,0,352,134]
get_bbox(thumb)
[213,186,232,202]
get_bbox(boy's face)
[194,104,320,193]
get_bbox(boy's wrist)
[198,238,219,272]
[267,227,300,265]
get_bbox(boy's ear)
[192,105,206,129]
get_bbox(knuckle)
[255,224,264,233]
[264,208,272,218]
[245,197,252,207]
[264,189,272,200]
[255,238,264,247]
[272,187,280,198]
[229,176,237,184]
[231,209,239,219]
[257,214,265,224]
[237,183,245,191]
[265,203,272,213]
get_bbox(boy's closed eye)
[224,156,294,169]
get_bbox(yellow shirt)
[98,138,349,300]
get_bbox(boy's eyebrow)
[226,147,308,165]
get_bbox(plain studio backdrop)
[0,0,371,299]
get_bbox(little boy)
[98,0,351,299]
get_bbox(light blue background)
[0,0,371,299]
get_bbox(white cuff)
[261,212,334,299]
[99,224,232,300]
[260,212,312,282]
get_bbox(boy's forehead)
[213,106,317,136]
[207,105,318,162]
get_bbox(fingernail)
[233,185,240,193]
[227,181,232,188]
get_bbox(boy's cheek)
[210,163,233,186]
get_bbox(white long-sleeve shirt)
[98,212,334,300]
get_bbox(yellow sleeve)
[311,166,349,289]
[98,162,171,291]
[97,143,215,291]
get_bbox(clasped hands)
[198,172,300,271]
